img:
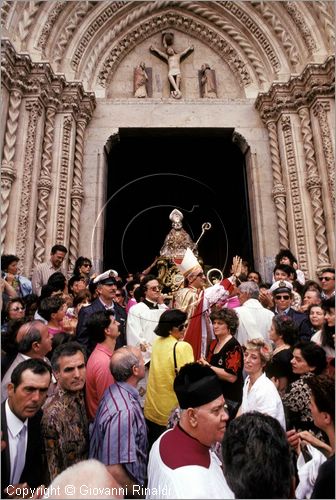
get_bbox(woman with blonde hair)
[238,338,286,429]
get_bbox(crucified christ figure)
[150,44,194,99]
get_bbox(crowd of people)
[1,244,335,499]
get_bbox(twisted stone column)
[266,120,289,248]
[1,89,22,250]
[33,101,58,266]
[298,107,330,268]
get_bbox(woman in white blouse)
[237,338,286,429]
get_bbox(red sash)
[183,293,204,360]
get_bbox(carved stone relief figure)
[150,32,194,99]
[134,61,148,98]
[200,63,217,98]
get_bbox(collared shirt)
[31,261,65,296]
[89,381,148,486]
[85,343,115,422]
[5,400,28,484]
[41,387,88,481]
[98,297,115,311]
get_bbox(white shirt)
[234,299,274,345]
[5,400,28,484]
[242,373,286,429]
[146,431,234,499]
[126,302,167,362]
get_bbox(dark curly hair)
[210,308,239,335]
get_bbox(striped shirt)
[31,261,65,296]
[89,381,148,486]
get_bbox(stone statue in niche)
[200,63,217,98]
[134,61,149,98]
[150,32,194,99]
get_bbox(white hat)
[174,248,202,277]
[93,269,118,284]
[269,280,293,294]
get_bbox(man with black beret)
[146,363,233,499]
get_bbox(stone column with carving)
[1,89,23,250]
[56,116,73,247]
[16,99,42,271]
[33,96,59,266]
[298,106,330,269]
[266,120,289,249]
[313,101,335,214]
[281,114,308,274]
[68,112,89,274]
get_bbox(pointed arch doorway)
[103,128,253,277]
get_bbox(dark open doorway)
[103,128,253,278]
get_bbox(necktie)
[11,425,27,485]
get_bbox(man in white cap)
[270,280,311,340]
[173,249,241,360]
[76,270,125,354]
[146,363,233,499]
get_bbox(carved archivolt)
[0,0,13,28]
[250,1,300,69]
[37,1,66,55]
[97,12,252,89]
[18,1,44,47]
[298,106,330,267]
[283,1,316,53]
[54,1,97,67]
[310,0,335,49]
[72,1,127,70]
[16,100,42,272]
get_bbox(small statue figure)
[160,209,198,260]
[200,63,217,98]
[134,61,148,98]
[150,38,194,99]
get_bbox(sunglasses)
[177,323,188,331]
[319,276,334,282]
[115,293,122,297]
[275,295,290,300]
[148,286,162,292]
[82,263,92,268]
[10,306,25,312]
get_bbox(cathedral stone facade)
[1,1,334,278]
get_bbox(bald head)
[17,320,52,358]
[109,346,144,383]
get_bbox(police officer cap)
[93,269,118,285]
[269,280,293,295]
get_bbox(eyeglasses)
[319,276,334,282]
[196,272,205,278]
[115,293,122,297]
[274,295,290,300]
[177,322,188,331]
[82,263,92,268]
[10,307,25,312]
[147,286,162,292]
